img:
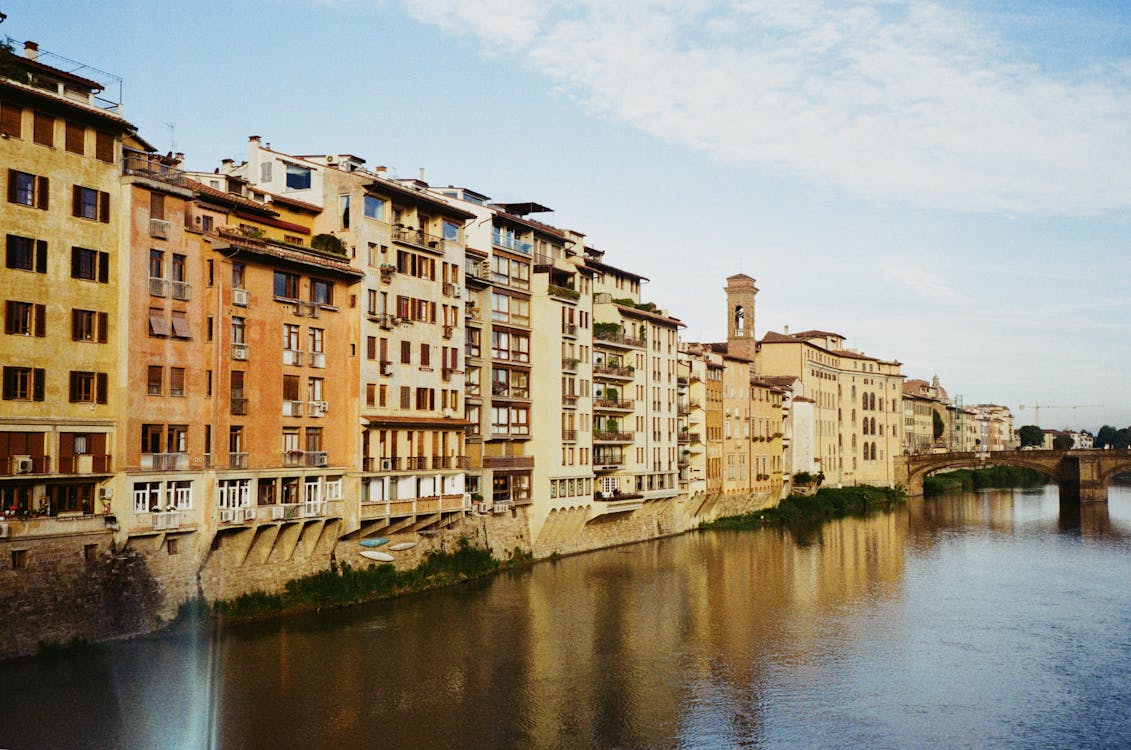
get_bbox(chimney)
[24,41,38,60]
[418,167,426,182]
[783,324,789,335]
[249,135,260,143]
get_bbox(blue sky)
[12,0,1131,430]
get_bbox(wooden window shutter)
[72,185,81,216]
[98,252,109,283]
[96,372,108,404]
[367,336,376,360]
[1,368,12,399]
[71,309,81,340]
[99,191,110,223]
[3,301,13,334]
[35,240,47,274]
[0,103,20,138]
[69,371,79,402]
[36,176,48,210]
[7,170,16,203]
[5,235,15,267]
[97,312,108,343]
[34,304,45,337]
[33,368,45,401]
[70,247,80,278]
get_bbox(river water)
[2,486,1130,749]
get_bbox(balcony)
[371,312,398,330]
[293,300,320,318]
[148,277,168,297]
[393,225,445,253]
[140,452,188,471]
[123,153,186,186]
[594,455,626,471]
[491,229,532,255]
[230,397,248,416]
[561,394,578,407]
[594,398,633,412]
[309,351,326,368]
[677,399,689,415]
[282,450,328,467]
[593,430,634,444]
[282,400,304,417]
[562,430,577,442]
[283,348,305,366]
[466,305,482,323]
[151,510,182,530]
[593,364,634,380]
[562,357,580,372]
[4,455,50,475]
[593,329,646,348]
[548,284,580,302]
[170,280,191,301]
[678,430,690,444]
[228,452,248,469]
[57,454,112,474]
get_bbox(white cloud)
[881,262,965,304]
[395,0,1131,215]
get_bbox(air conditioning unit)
[378,315,395,331]
[0,524,9,538]
[380,362,393,376]
[232,344,249,361]
[380,458,393,471]
[453,286,462,298]
[149,218,170,239]
[13,456,32,474]
[242,508,257,522]
[326,154,338,166]
[99,487,113,499]
[478,260,490,277]
[219,508,236,523]
[231,288,249,306]
[319,400,329,413]
[293,302,307,317]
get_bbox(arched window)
[870,393,876,410]
[872,442,878,460]
[870,417,876,435]
[862,393,868,411]
[734,306,745,335]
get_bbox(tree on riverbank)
[1095,425,1131,450]
[1019,425,1044,447]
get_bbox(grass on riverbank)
[177,538,518,625]
[923,466,1051,496]
[700,485,906,533]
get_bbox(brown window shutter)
[99,191,110,223]
[70,247,80,278]
[98,252,109,283]
[7,170,16,204]
[33,369,45,401]
[367,336,376,360]
[34,304,45,337]
[0,104,20,138]
[35,240,47,274]
[1,367,12,399]
[96,372,108,404]
[97,312,108,343]
[3,301,12,334]
[36,176,48,210]
[71,309,80,340]
[72,185,81,216]
[69,371,78,402]
[5,235,14,267]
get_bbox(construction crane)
[1016,403,1101,427]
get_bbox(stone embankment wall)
[0,489,776,659]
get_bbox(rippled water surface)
[3,486,1130,749]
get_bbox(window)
[401,341,411,364]
[148,366,163,395]
[307,377,323,402]
[148,308,170,337]
[340,194,350,229]
[69,371,107,403]
[0,103,20,138]
[71,309,107,342]
[7,170,48,209]
[65,122,85,154]
[232,262,245,290]
[149,249,164,280]
[364,195,385,220]
[442,221,460,242]
[95,131,113,162]
[33,111,54,145]
[72,185,110,222]
[6,235,46,273]
[2,367,45,401]
[170,368,185,397]
[169,309,190,339]
[284,324,301,351]
[171,254,186,283]
[274,271,299,299]
[261,161,273,183]
[71,247,109,282]
[285,164,311,190]
[283,374,300,402]
[420,343,431,368]
[310,279,333,306]
[231,317,246,344]
[6,302,44,337]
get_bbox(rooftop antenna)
[164,121,176,153]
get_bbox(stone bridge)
[895,449,1131,504]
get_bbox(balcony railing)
[491,229,532,255]
[282,450,327,467]
[170,280,191,301]
[548,284,580,301]
[392,225,444,252]
[230,397,248,416]
[148,277,168,297]
[228,452,248,469]
[593,364,634,379]
[123,153,187,186]
[141,452,188,471]
[562,324,578,337]
[57,454,112,474]
[593,329,646,348]
[4,455,50,475]
[562,430,577,442]
[593,398,633,411]
[593,430,634,443]
[562,394,578,407]
[283,348,305,366]
[282,400,304,417]
[562,357,580,372]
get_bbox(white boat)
[359,549,394,563]
[387,541,419,551]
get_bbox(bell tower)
[725,274,758,361]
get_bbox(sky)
[10,0,1131,430]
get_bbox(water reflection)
[1,488,1130,749]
